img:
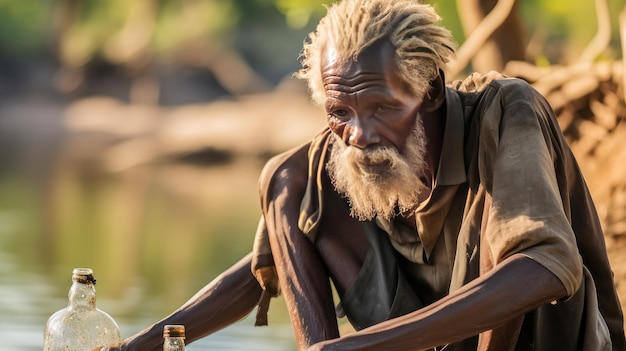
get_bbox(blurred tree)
[0,0,623,102]
[436,0,623,77]
[44,0,334,102]
[50,0,250,102]
[455,0,526,73]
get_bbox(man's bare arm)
[264,160,341,350]
[99,253,262,351]
[307,254,568,351]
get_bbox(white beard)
[326,120,430,221]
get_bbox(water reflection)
[0,152,296,350]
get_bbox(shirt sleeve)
[479,80,583,298]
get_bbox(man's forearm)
[309,254,568,351]
[125,253,263,351]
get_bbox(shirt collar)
[435,87,466,186]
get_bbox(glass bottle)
[163,325,185,351]
[43,268,122,351]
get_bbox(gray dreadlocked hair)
[297,0,456,106]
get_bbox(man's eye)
[329,109,349,119]
[376,104,396,113]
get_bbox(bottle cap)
[163,325,185,338]
[72,268,97,285]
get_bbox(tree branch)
[448,0,517,79]
[578,0,611,63]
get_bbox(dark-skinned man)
[97,1,625,350]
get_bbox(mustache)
[331,136,402,168]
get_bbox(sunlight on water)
[0,155,297,350]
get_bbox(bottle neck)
[68,280,97,310]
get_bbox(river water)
[0,122,297,350]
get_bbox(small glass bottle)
[163,325,185,351]
[43,268,122,351]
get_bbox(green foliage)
[0,0,624,64]
[152,0,239,54]
[56,1,129,66]
[273,0,334,28]
[0,0,50,56]
[424,0,465,45]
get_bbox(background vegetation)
[1,0,624,105]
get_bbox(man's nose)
[346,117,380,149]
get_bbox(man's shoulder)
[449,71,535,95]
[259,141,310,188]
[258,128,332,193]
[450,72,546,121]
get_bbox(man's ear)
[422,70,446,112]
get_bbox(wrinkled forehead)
[320,39,399,82]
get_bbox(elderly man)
[99,1,625,350]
